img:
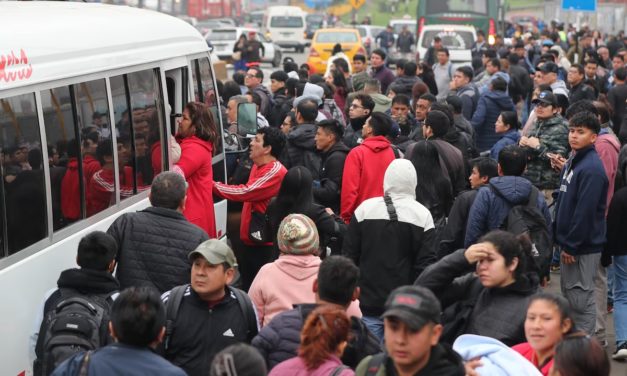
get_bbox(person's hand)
[465,243,490,264]
[525,137,541,149]
[519,136,529,147]
[561,250,576,265]
[325,207,335,215]
[548,153,566,171]
[464,358,483,376]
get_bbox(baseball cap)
[532,91,557,106]
[381,286,441,331]
[189,239,238,268]
[539,62,558,74]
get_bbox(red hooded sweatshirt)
[175,135,216,238]
[340,135,395,223]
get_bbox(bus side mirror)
[237,102,258,137]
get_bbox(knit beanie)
[277,214,319,255]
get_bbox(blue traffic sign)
[561,0,596,12]
[304,0,333,8]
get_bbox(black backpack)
[36,290,114,376]
[492,186,552,279]
[164,285,258,350]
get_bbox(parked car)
[355,25,385,55]
[417,24,476,68]
[208,27,282,67]
[196,20,231,37]
[307,28,366,74]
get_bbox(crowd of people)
[29,22,627,376]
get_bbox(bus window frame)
[0,61,171,271]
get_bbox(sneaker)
[550,264,560,273]
[607,303,614,314]
[613,342,627,361]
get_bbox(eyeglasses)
[536,102,553,108]
[350,104,364,109]
[245,74,258,78]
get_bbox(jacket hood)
[383,159,416,199]
[58,268,120,294]
[485,90,514,108]
[458,83,478,97]
[501,129,521,143]
[550,80,569,96]
[275,254,321,280]
[362,135,392,154]
[288,123,317,149]
[370,93,392,106]
[325,141,350,156]
[392,75,418,87]
[489,176,533,205]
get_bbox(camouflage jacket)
[523,115,570,189]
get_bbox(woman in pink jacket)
[173,102,218,238]
[269,305,354,376]
[248,214,361,327]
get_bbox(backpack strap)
[448,63,453,80]
[330,365,350,376]
[365,353,386,376]
[383,195,397,222]
[164,285,187,350]
[229,287,258,340]
[78,351,92,376]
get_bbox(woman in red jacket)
[173,102,218,237]
[512,293,575,376]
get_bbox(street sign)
[561,0,596,12]
[349,0,366,9]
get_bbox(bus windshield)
[425,0,488,15]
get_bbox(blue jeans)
[614,255,627,346]
[608,264,614,304]
[362,315,384,343]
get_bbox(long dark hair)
[409,141,453,217]
[478,230,537,280]
[184,102,218,144]
[500,111,520,130]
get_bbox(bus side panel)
[0,199,150,376]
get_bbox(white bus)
[0,3,228,374]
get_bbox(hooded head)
[383,159,417,199]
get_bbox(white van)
[0,3,230,374]
[264,6,307,52]
[417,24,477,68]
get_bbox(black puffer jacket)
[251,304,381,370]
[416,249,539,346]
[107,207,209,293]
[313,141,350,214]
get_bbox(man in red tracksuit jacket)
[340,112,396,223]
[213,127,287,291]
[61,133,102,221]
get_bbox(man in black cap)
[355,286,464,376]
[538,62,569,97]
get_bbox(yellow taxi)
[307,28,367,74]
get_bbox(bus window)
[191,57,223,155]
[41,86,85,230]
[74,79,116,217]
[127,69,164,187]
[0,93,48,256]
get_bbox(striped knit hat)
[277,214,319,255]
